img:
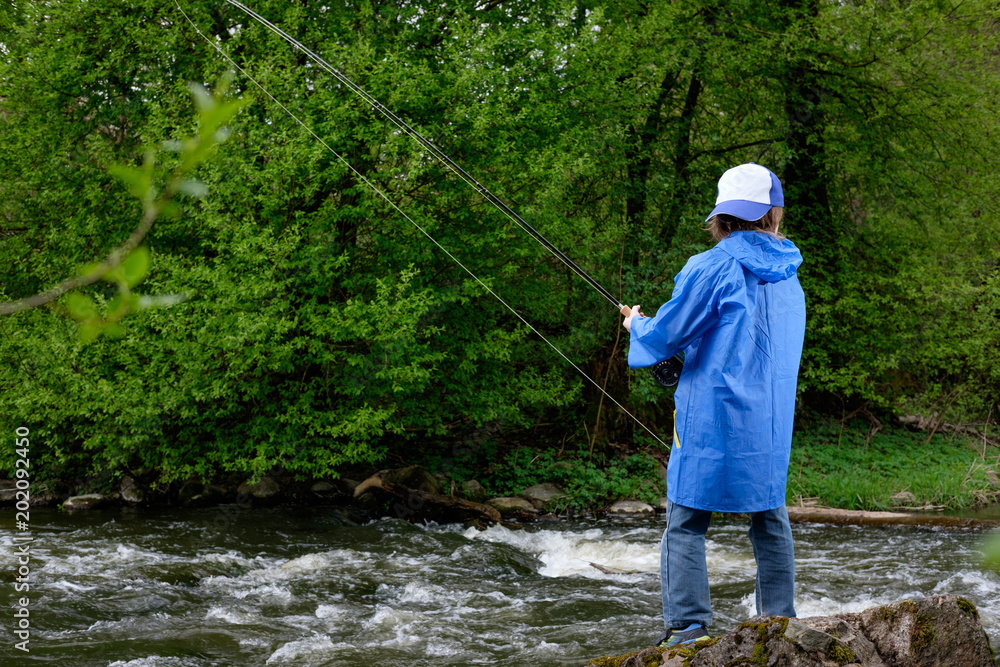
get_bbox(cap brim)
[705,200,773,222]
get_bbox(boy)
[623,163,806,647]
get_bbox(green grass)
[788,420,999,511]
[422,419,998,514]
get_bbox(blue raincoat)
[628,231,806,512]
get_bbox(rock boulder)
[519,482,567,508]
[488,496,539,516]
[237,476,281,500]
[461,480,488,503]
[120,476,144,504]
[607,500,655,515]
[586,595,993,667]
[63,494,113,511]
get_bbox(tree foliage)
[1,0,998,484]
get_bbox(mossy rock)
[824,641,857,665]
[587,595,995,667]
[956,597,979,616]
[910,613,936,656]
[585,647,665,667]
[62,493,113,511]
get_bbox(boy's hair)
[706,206,784,243]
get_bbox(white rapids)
[2,507,999,666]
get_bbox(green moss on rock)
[872,605,899,624]
[586,647,665,667]
[664,635,721,666]
[910,613,936,656]
[956,597,979,616]
[730,618,790,666]
[825,642,857,665]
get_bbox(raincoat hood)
[717,231,802,283]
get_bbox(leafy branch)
[0,76,250,340]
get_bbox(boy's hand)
[622,304,643,332]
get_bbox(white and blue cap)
[705,163,783,222]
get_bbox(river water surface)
[2,505,1000,665]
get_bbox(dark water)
[2,505,999,665]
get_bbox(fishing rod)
[217,1,684,388]
[172,0,681,457]
[224,0,627,314]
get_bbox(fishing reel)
[620,306,684,387]
[651,354,684,388]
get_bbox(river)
[2,505,999,665]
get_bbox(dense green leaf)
[1,0,998,486]
[118,247,151,288]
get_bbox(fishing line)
[222,0,682,388]
[171,0,671,448]
[223,0,627,313]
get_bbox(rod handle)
[619,304,632,317]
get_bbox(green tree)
[1,0,997,490]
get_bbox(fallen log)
[786,506,1000,530]
[898,414,1000,448]
[353,466,509,528]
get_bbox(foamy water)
[2,506,999,665]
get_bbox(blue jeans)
[661,501,796,629]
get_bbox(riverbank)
[433,417,1000,517]
[4,419,998,521]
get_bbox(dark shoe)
[656,624,710,648]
